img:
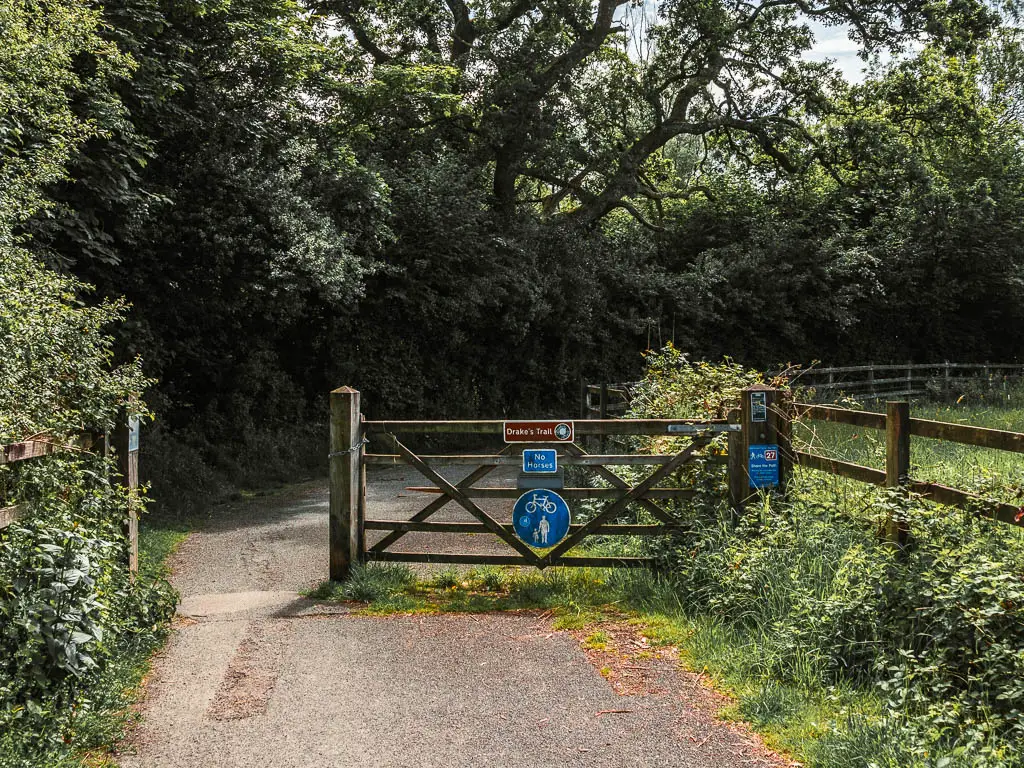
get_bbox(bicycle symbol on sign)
[525,494,558,515]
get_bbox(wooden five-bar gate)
[329,383,1024,582]
[327,387,775,581]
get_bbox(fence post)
[330,387,364,581]
[726,408,746,520]
[737,385,791,502]
[884,401,910,549]
[599,383,609,453]
[942,361,951,400]
[867,364,875,398]
[112,413,140,576]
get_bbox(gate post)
[330,387,364,581]
[733,385,791,510]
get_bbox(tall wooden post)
[726,409,745,520]
[885,401,910,549]
[733,386,791,513]
[598,383,609,453]
[112,413,139,576]
[330,387,363,581]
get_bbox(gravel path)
[119,467,790,768]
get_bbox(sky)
[804,20,872,82]
[624,1,877,83]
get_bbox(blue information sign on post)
[513,490,571,548]
[523,449,557,474]
[748,444,780,488]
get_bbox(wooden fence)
[586,385,1024,541]
[793,401,1024,543]
[0,419,140,573]
[330,384,1023,578]
[790,363,1024,402]
[583,362,1024,414]
[580,381,636,419]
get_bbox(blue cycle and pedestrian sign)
[513,489,571,548]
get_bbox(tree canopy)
[319,0,1001,225]
[3,0,1023,485]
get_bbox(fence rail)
[0,424,140,572]
[581,384,1024,537]
[584,362,1024,414]
[789,363,1024,402]
[794,402,1024,535]
[0,436,96,529]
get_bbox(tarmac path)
[119,466,790,768]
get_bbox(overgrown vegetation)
[629,354,1024,766]
[1,3,177,763]
[0,264,178,765]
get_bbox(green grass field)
[795,393,1024,506]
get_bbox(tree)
[0,0,129,241]
[317,0,998,226]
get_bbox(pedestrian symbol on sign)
[512,490,571,548]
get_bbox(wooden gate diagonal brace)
[379,435,542,565]
[543,438,710,564]
[369,443,517,553]
[562,443,681,527]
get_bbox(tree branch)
[487,0,537,34]
[343,12,392,64]
[613,199,666,232]
[490,0,628,211]
[444,0,477,61]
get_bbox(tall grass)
[795,392,1024,504]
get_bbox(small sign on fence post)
[748,444,780,488]
[113,412,140,576]
[729,386,792,512]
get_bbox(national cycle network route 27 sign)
[748,444,780,488]
[513,489,571,548]
[504,421,574,443]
